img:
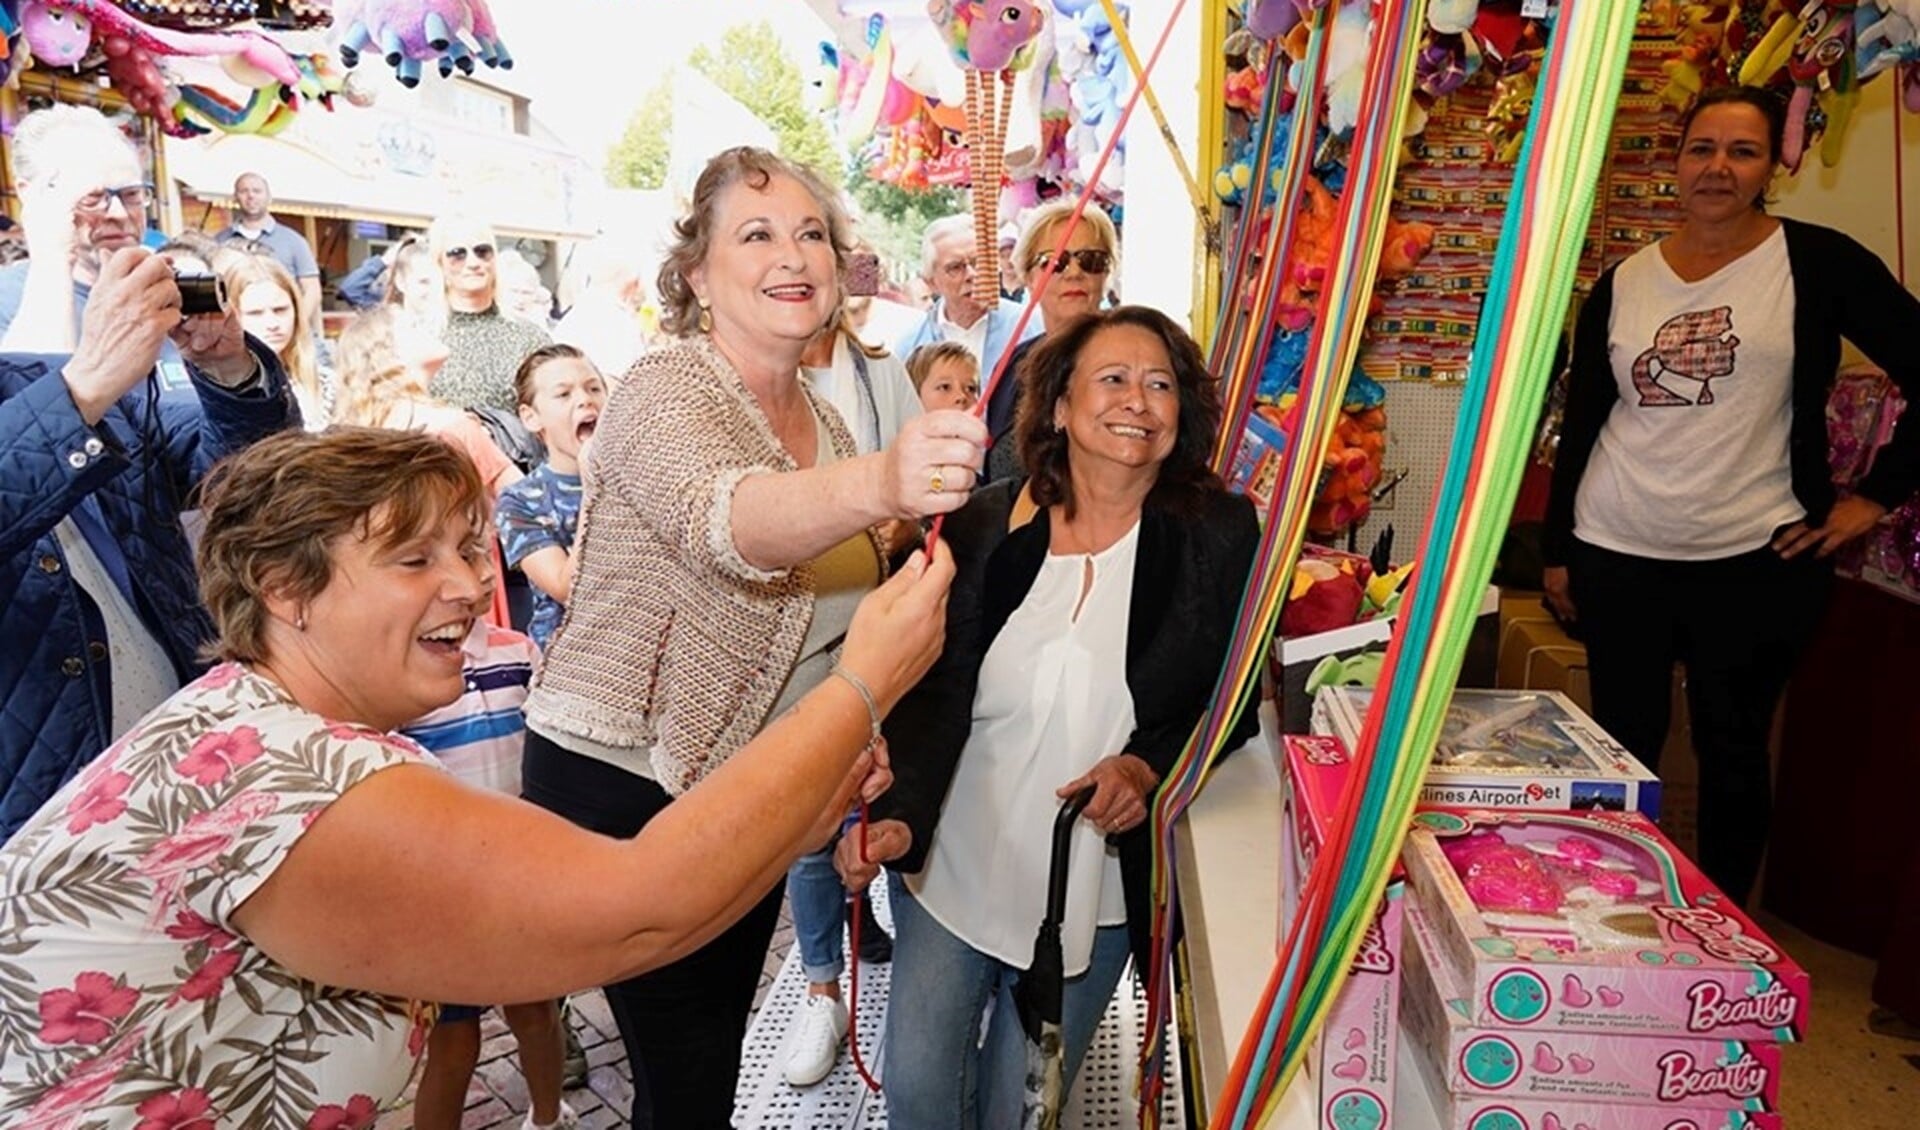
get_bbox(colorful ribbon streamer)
[1138,2,1433,1122]
[1210,3,1640,1125]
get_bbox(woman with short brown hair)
[0,427,952,1126]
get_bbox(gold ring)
[930,466,945,494]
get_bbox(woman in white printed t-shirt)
[1542,86,1920,906]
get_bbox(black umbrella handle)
[1046,786,1096,926]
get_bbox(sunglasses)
[1029,248,1112,275]
[443,243,496,263]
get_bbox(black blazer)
[874,478,1262,968]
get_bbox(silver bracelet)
[829,666,883,754]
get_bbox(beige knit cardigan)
[523,335,888,796]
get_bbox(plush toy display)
[333,0,512,88]
[1280,546,1374,638]
[12,0,324,137]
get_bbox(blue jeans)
[882,873,1131,1130]
[788,842,851,984]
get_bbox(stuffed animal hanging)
[333,0,512,88]
[928,0,1047,307]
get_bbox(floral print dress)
[0,664,436,1128]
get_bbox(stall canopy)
[166,92,603,241]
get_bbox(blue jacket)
[0,343,295,839]
[892,298,1038,390]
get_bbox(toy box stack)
[1280,735,1406,1130]
[1398,806,1806,1130]
[1313,686,1662,818]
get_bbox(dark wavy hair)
[1014,305,1226,518]
[654,147,853,338]
[1680,86,1786,211]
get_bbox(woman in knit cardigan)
[518,147,989,1128]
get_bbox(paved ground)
[374,905,801,1129]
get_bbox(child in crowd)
[905,340,982,414]
[494,345,606,650]
[399,624,578,1130]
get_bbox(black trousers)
[521,730,785,1129]
[1567,537,1831,905]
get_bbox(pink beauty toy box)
[1401,807,1809,1043]
[1281,735,1405,1130]
[1403,898,1782,1113]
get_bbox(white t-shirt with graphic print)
[1574,226,1805,560]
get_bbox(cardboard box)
[1314,687,1662,819]
[1281,736,1404,1130]
[1498,590,1591,714]
[1401,807,1809,1042]
[1403,902,1782,1110]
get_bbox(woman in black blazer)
[837,306,1259,1129]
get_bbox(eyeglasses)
[442,243,496,263]
[937,256,978,279]
[76,183,155,216]
[1029,248,1113,275]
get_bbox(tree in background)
[607,19,843,192]
[847,160,968,279]
[689,21,843,187]
[607,74,673,190]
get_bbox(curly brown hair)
[654,147,853,337]
[1014,305,1226,518]
[196,428,489,663]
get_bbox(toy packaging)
[1403,900,1783,1111]
[1314,687,1662,818]
[1281,736,1405,1130]
[1225,405,1293,520]
[1402,808,1809,1043]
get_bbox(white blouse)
[909,520,1139,976]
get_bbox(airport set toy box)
[1312,687,1662,818]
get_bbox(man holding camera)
[0,109,297,842]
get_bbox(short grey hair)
[10,105,137,186]
[920,214,976,278]
[427,214,496,258]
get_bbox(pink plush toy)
[25,0,299,85]
[927,0,1045,72]
[334,0,512,88]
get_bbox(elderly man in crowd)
[0,243,296,840]
[891,213,1036,390]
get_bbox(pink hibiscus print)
[15,1029,145,1130]
[196,663,244,691]
[135,790,280,928]
[175,726,265,787]
[173,948,242,1003]
[37,972,138,1045]
[65,768,133,834]
[163,908,236,951]
[304,1094,379,1130]
[134,1088,216,1130]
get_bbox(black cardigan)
[873,478,1262,969]
[1544,218,1920,566]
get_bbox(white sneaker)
[521,1099,578,1130]
[783,993,850,1087]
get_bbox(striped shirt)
[400,625,538,796]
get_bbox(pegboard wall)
[1345,379,1466,560]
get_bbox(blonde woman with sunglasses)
[426,215,552,414]
[982,200,1122,482]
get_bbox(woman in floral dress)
[0,427,952,1127]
